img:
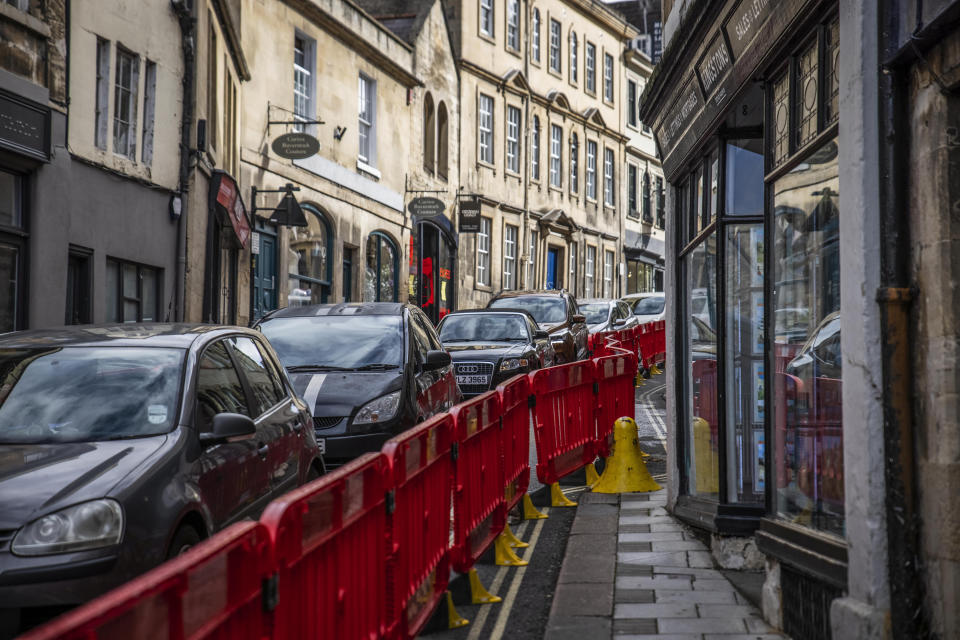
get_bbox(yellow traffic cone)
[585,462,601,487]
[592,417,661,493]
[522,493,548,519]
[468,568,502,604]
[550,482,577,507]
[446,591,469,628]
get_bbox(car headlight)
[500,358,529,372]
[353,391,401,425]
[12,499,124,556]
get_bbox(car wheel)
[166,525,201,560]
[306,462,323,483]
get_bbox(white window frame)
[549,124,562,188]
[569,133,579,194]
[294,34,316,133]
[141,60,156,165]
[569,242,578,296]
[586,140,597,200]
[506,105,520,173]
[604,147,615,206]
[532,9,541,62]
[603,250,614,298]
[531,115,540,180]
[604,53,614,102]
[503,223,518,290]
[507,0,520,50]
[585,245,596,298]
[549,19,561,73]
[586,42,596,93]
[480,0,494,37]
[358,74,377,168]
[528,229,538,287]
[95,37,110,150]
[112,47,139,159]
[569,31,578,83]
[478,93,494,164]
[477,217,491,286]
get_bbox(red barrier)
[595,352,639,457]
[261,453,391,640]
[655,321,666,366]
[20,522,273,640]
[382,413,456,639]
[497,374,531,511]
[528,360,598,485]
[636,323,652,370]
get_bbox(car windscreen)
[633,297,665,315]
[259,315,403,369]
[439,314,529,342]
[489,297,566,323]
[579,303,610,325]
[0,347,185,444]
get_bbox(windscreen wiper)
[286,365,355,372]
[349,363,400,371]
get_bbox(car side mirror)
[572,314,586,324]
[424,349,452,371]
[535,329,550,340]
[613,318,628,327]
[199,412,256,446]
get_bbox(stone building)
[0,0,181,328]
[443,0,639,309]
[641,0,960,638]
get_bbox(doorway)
[416,221,456,325]
[546,247,561,289]
[343,247,354,302]
[253,222,278,320]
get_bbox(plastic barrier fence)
[594,352,639,458]
[261,452,390,640]
[382,413,456,639]
[449,390,506,573]
[20,522,273,640]
[497,374,531,511]
[528,360,598,486]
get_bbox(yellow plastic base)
[592,417,662,494]
[522,493,548,520]
[502,523,529,548]
[468,568,502,604]
[446,591,469,629]
[495,532,529,566]
[585,462,601,487]
[635,371,646,387]
[550,482,578,507]
[649,363,662,375]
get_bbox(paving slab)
[620,514,677,525]
[616,576,692,590]
[654,589,737,604]
[544,615,612,640]
[691,579,736,591]
[551,582,614,616]
[657,617,747,634]
[618,551,689,567]
[615,588,657,604]
[652,566,726,578]
[651,540,708,552]
[619,532,687,543]
[686,551,715,568]
[614,603,698,619]
[612,618,659,635]
[696,604,760,618]
[572,513,620,535]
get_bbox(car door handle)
[257,444,269,458]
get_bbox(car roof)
[0,323,256,349]
[579,298,617,305]
[441,308,539,323]
[622,292,664,300]
[260,302,406,320]
[492,289,567,299]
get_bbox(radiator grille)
[313,416,344,430]
[781,564,841,640]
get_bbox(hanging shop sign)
[408,196,446,218]
[271,131,320,160]
[458,198,481,233]
[0,88,50,162]
[210,171,251,249]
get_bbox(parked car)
[436,309,555,398]
[255,303,458,467]
[622,292,666,324]
[0,324,321,635]
[487,290,588,364]
[578,298,640,334]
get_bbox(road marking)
[465,520,530,640]
[486,509,550,640]
[638,381,667,444]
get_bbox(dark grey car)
[0,324,321,636]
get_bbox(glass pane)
[195,341,249,432]
[685,233,718,498]
[694,170,704,234]
[123,300,138,323]
[379,237,396,301]
[122,263,137,298]
[724,224,764,503]
[364,234,378,302]
[0,171,21,228]
[795,42,819,149]
[106,261,119,322]
[824,17,839,124]
[229,337,284,416]
[709,152,719,222]
[141,268,156,321]
[289,210,328,282]
[0,243,17,332]
[773,138,842,535]
[725,139,764,215]
[772,72,790,168]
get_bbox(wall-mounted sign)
[725,0,774,59]
[458,198,481,233]
[659,79,702,153]
[211,171,251,249]
[271,132,320,159]
[0,88,50,162]
[696,34,732,97]
[408,196,445,218]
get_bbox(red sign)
[215,173,250,249]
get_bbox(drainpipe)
[521,0,531,289]
[877,1,929,637]
[172,0,197,322]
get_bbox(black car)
[0,324,320,636]
[487,290,589,363]
[255,303,459,467]
[437,310,556,398]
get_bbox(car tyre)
[166,525,201,560]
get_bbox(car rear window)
[579,303,610,325]
[633,297,665,315]
[489,296,566,323]
[439,314,529,342]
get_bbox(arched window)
[288,205,333,305]
[437,101,449,180]
[423,92,435,173]
[365,232,398,302]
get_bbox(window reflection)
[288,207,332,305]
[364,232,398,302]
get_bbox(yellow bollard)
[468,568,502,604]
[502,522,529,548]
[592,417,662,493]
[495,532,529,566]
[522,493,548,519]
[693,417,719,493]
[550,482,577,507]
[585,462,601,487]
[446,591,469,628]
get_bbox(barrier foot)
[650,363,662,376]
[593,417,662,494]
[522,493,548,520]
[585,462,601,487]
[502,523,529,548]
[550,482,578,507]
[468,568,503,604]
[495,533,529,566]
[446,591,470,629]
[635,371,646,387]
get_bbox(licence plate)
[317,438,326,454]
[457,375,489,386]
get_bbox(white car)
[622,292,665,325]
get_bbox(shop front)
[624,230,664,294]
[639,1,844,637]
[410,212,457,324]
[205,171,251,324]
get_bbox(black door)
[343,248,354,302]
[66,250,91,324]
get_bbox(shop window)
[771,72,790,168]
[726,139,764,215]
[288,205,333,305]
[106,259,159,322]
[824,17,840,124]
[773,138,842,535]
[364,232,398,302]
[795,41,819,149]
